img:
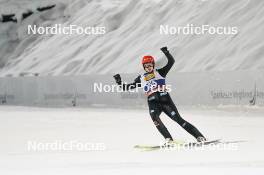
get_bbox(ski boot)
[196,136,207,142]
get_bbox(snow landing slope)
[0,0,264,76]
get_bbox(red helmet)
[142,55,155,65]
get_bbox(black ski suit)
[117,51,204,141]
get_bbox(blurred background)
[0,0,263,107]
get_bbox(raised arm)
[157,47,175,77]
[113,74,141,91]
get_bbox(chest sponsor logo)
[144,73,155,81]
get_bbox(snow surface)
[1,106,264,175]
[0,0,264,76]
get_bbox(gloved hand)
[161,46,169,53]
[113,74,122,84]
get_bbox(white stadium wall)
[0,70,263,107]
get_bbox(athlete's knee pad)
[169,110,186,126]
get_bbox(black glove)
[113,74,122,84]
[161,46,169,53]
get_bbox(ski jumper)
[119,51,205,140]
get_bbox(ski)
[134,139,221,151]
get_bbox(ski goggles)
[143,63,154,68]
